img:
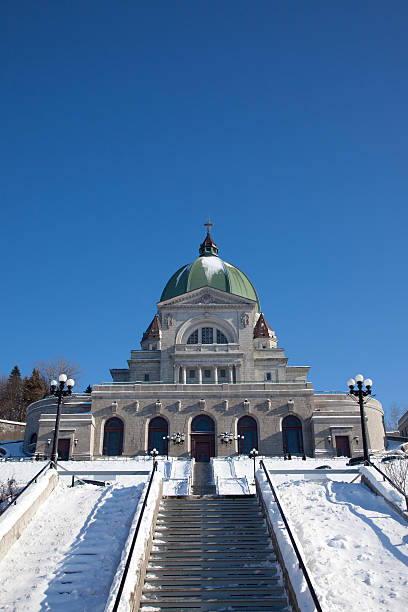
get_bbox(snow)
[0,467,56,539]
[216,477,249,495]
[0,468,149,611]
[105,471,162,612]
[361,465,408,514]
[254,459,408,612]
[2,455,408,611]
[200,255,224,281]
[175,263,191,286]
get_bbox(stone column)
[228,365,233,383]
[235,364,241,382]
[173,365,178,384]
[214,366,218,384]
[182,366,187,385]
[197,367,202,384]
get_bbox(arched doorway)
[103,417,124,456]
[282,415,304,455]
[148,417,168,456]
[237,416,258,455]
[191,415,215,462]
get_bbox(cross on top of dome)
[199,219,219,257]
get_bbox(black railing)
[367,460,408,511]
[112,460,158,612]
[259,460,323,612]
[0,461,53,516]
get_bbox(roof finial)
[204,218,213,235]
[199,219,218,257]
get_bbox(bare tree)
[385,402,404,432]
[383,458,408,495]
[34,356,81,391]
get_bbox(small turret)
[253,313,278,349]
[141,314,162,350]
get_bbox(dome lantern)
[199,219,219,257]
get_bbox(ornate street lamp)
[49,374,75,464]
[150,448,159,465]
[347,374,373,464]
[171,432,185,445]
[249,448,259,480]
[219,432,244,445]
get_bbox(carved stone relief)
[240,312,250,328]
[163,313,175,328]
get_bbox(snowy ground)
[0,477,147,611]
[1,455,407,611]
[277,478,408,612]
[215,456,408,611]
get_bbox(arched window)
[238,416,258,455]
[30,433,37,446]
[103,417,124,456]
[191,414,215,432]
[282,416,304,455]
[186,327,229,345]
[148,417,168,455]
[187,330,198,344]
[216,330,228,344]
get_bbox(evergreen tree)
[23,368,44,410]
[0,366,24,421]
[84,384,92,394]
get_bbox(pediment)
[158,286,256,308]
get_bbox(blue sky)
[1,1,407,422]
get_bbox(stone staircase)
[139,496,291,611]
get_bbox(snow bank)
[272,476,408,611]
[256,469,318,612]
[0,466,58,561]
[104,469,162,612]
[361,465,408,517]
[216,477,249,495]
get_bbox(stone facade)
[23,231,386,460]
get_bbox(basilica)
[24,225,385,461]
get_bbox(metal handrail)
[0,461,53,516]
[259,460,323,612]
[112,461,158,612]
[367,460,408,511]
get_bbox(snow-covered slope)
[0,478,146,611]
[277,478,408,612]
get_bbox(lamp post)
[347,374,372,464]
[171,432,185,445]
[49,374,75,465]
[162,435,170,460]
[249,448,259,481]
[150,448,159,467]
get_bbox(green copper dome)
[160,225,260,311]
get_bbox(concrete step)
[139,494,290,612]
[153,534,268,542]
[156,516,264,523]
[148,552,277,562]
[140,596,290,611]
[146,560,279,580]
[144,576,281,586]
[143,585,286,595]
[151,544,273,553]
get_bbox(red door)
[191,434,215,462]
[57,438,70,460]
[335,436,351,457]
